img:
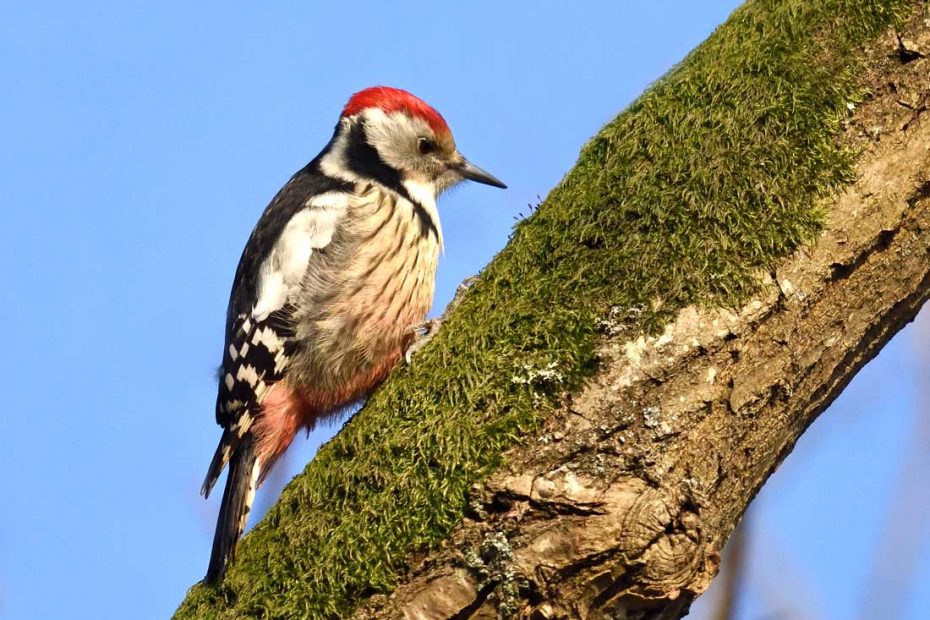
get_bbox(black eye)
[417,137,435,155]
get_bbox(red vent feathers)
[342,86,450,136]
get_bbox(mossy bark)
[175,1,930,618]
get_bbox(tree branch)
[175,2,930,618]
[353,11,930,619]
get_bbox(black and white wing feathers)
[202,159,352,497]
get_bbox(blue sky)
[1,2,927,619]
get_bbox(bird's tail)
[201,429,234,499]
[204,431,260,585]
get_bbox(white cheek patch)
[362,109,437,174]
[363,109,411,164]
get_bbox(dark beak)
[458,158,507,189]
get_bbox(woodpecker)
[200,86,505,585]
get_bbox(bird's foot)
[403,275,480,364]
[448,275,479,314]
[404,318,442,364]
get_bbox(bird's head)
[323,86,506,201]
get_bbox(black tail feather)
[204,432,258,585]
[201,430,235,499]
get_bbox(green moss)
[175,1,911,617]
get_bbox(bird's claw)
[403,275,480,364]
[404,318,442,364]
[451,275,479,310]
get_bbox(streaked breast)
[290,186,440,398]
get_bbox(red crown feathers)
[342,86,450,136]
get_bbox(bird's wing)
[202,163,352,497]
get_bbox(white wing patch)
[251,192,348,320]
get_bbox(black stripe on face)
[344,120,439,240]
[344,121,408,199]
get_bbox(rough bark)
[175,2,930,618]
[354,17,930,620]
